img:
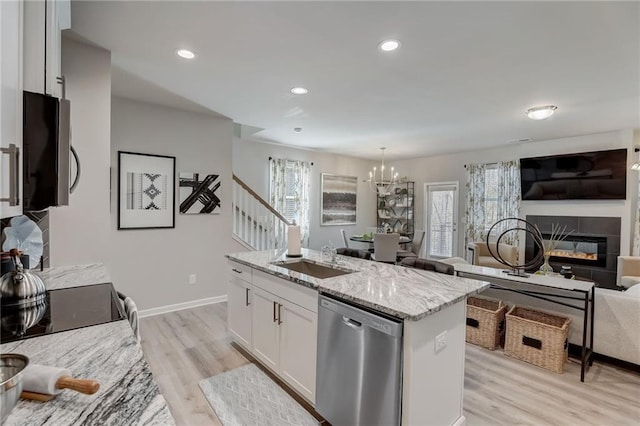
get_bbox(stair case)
[232,174,291,251]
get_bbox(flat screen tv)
[520,148,627,200]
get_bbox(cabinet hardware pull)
[0,144,20,206]
[245,288,250,306]
[278,304,283,325]
[232,268,242,274]
[273,301,277,322]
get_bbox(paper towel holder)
[286,220,303,258]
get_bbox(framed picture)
[321,173,357,226]
[117,151,176,230]
[179,172,221,214]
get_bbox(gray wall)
[110,97,234,310]
[389,129,638,258]
[49,37,112,265]
[233,138,377,250]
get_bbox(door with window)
[424,182,458,259]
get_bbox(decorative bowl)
[0,353,29,423]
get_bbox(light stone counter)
[226,248,490,321]
[1,264,174,425]
[34,263,111,290]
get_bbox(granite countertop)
[1,264,174,425]
[226,249,490,321]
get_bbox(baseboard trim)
[568,343,640,373]
[138,295,227,319]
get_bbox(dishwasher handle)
[342,316,362,329]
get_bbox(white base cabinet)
[227,271,253,350]
[227,261,318,404]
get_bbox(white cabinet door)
[251,286,280,371]
[23,0,67,96]
[279,300,317,403]
[227,276,252,350]
[1,0,23,219]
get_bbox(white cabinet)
[279,300,317,402]
[251,285,280,370]
[227,263,318,404]
[1,0,24,218]
[23,0,70,96]
[227,261,253,350]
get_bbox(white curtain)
[269,158,311,247]
[464,163,487,248]
[464,160,520,249]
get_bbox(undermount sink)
[271,259,356,279]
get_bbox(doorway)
[423,182,458,259]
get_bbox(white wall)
[233,138,377,250]
[49,37,112,265]
[390,130,638,257]
[110,97,234,310]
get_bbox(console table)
[454,264,595,382]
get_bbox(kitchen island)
[0,264,174,426]
[226,249,490,426]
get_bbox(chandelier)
[368,147,398,195]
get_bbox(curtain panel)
[464,163,487,248]
[464,160,521,250]
[495,160,521,247]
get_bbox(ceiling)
[70,1,640,160]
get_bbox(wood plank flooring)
[140,303,640,426]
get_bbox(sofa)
[467,241,518,269]
[617,256,640,289]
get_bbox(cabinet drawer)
[253,270,317,313]
[228,260,252,283]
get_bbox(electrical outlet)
[435,330,447,353]
[189,274,197,285]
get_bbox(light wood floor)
[140,303,640,426]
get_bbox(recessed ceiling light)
[294,127,302,133]
[379,40,400,52]
[175,49,196,59]
[290,87,308,95]
[526,105,557,120]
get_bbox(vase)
[539,252,554,275]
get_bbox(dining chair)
[340,229,350,248]
[372,233,400,263]
[397,230,425,261]
[336,247,371,260]
[117,291,140,342]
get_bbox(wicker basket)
[504,305,571,373]
[465,297,507,350]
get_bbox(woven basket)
[465,297,507,350]
[504,305,571,373]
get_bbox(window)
[282,161,298,223]
[270,158,311,244]
[484,165,499,230]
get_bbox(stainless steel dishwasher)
[316,294,403,426]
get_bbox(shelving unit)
[376,181,414,237]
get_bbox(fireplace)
[525,216,621,289]
[534,234,607,268]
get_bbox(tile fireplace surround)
[525,215,621,289]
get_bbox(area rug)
[199,363,319,426]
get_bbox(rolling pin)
[20,364,100,401]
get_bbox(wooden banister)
[232,174,292,226]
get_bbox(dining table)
[350,234,412,247]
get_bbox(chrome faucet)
[321,243,338,264]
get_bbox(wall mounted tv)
[520,148,627,200]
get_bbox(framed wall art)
[320,173,357,226]
[117,151,176,230]
[179,172,221,214]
